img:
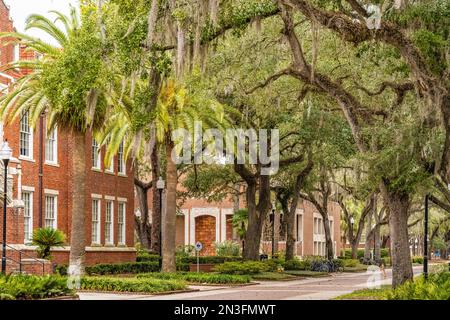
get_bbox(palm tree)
[100,78,230,272]
[0,8,107,275]
[32,227,66,260]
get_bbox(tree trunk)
[243,183,262,260]
[384,190,413,287]
[162,141,177,272]
[285,207,296,261]
[135,180,151,249]
[351,242,358,260]
[150,144,161,253]
[364,212,373,262]
[322,213,334,260]
[69,130,87,275]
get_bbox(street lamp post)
[271,201,276,259]
[1,141,12,275]
[350,217,354,258]
[156,177,165,272]
[424,194,429,280]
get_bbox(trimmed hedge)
[56,262,160,276]
[342,248,389,259]
[136,253,162,263]
[177,256,243,265]
[137,272,251,284]
[80,277,187,293]
[0,275,74,300]
[86,262,160,275]
[214,261,269,275]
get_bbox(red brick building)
[0,1,136,270]
[140,190,342,258]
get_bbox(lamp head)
[0,141,12,162]
[156,176,165,190]
[350,217,355,225]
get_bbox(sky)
[4,0,79,45]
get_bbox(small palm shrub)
[215,241,241,257]
[386,272,450,300]
[80,277,187,293]
[31,228,66,260]
[0,274,74,300]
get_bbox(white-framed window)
[296,214,303,242]
[313,216,324,235]
[22,192,33,242]
[313,241,326,257]
[44,195,57,229]
[45,127,58,164]
[118,141,126,174]
[118,202,126,245]
[92,199,101,244]
[20,111,33,158]
[13,44,20,62]
[329,219,334,240]
[92,138,101,169]
[105,201,114,245]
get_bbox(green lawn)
[250,272,298,281]
[343,264,369,273]
[334,286,391,300]
[284,270,329,277]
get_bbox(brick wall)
[195,215,216,256]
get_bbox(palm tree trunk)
[162,140,177,272]
[69,130,86,275]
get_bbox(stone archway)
[195,215,217,256]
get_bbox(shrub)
[215,241,241,257]
[0,275,74,300]
[412,256,424,264]
[177,256,243,265]
[284,258,306,271]
[136,253,161,263]
[342,248,389,259]
[386,272,450,300]
[176,245,196,258]
[264,259,282,272]
[80,277,187,293]
[86,262,160,275]
[214,261,269,275]
[31,228,66,260]
[137,272,251,284]
[343,259,359,268]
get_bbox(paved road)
[78,266,423,301]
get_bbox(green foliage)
[85,262,160,275]
[214,261,269,275]
[80,277,187,293]
[412,256,424,264]
[342,248,389,259]
[386,272,450,300]
[284,258,308,271]
[137,272,251,284]
[0,275,74,300]
[176,245,196,258]
[31,228,66,260]
[136,253,161,263]
[177,256,243,265]
[215,241,241,257]
[342,259,359,268]
[232,209,248,239]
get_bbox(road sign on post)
[195,242,203,273]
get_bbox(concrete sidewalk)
[78,266,424,301]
